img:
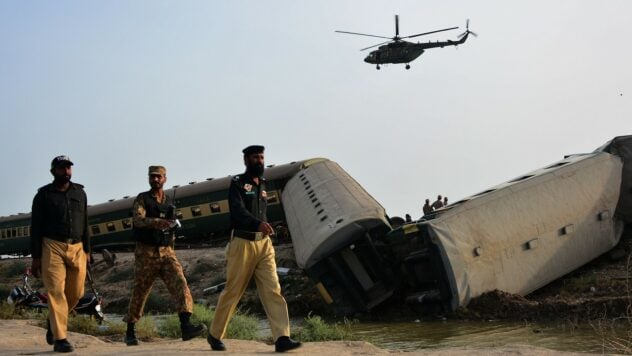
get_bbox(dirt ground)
[0,319,589,355]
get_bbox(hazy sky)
[1,1,630,218]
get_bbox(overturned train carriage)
[415,149,625,310]
[288,136,632,314]
[281,160,394,314]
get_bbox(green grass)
[158,304,258,340]
[0,302,47,320]
[295,314,355,342]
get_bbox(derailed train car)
[0,159,328,255]
[285,136,632,314]
[281,160,394,314]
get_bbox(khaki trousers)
[41,238,87,341]
[210,236,290,341]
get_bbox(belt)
[46,236,81,244]
[232,230,267,241]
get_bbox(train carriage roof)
[3,158,330,219]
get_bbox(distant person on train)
[443,196,448,206]
[431,195,444,210]
[31,155,90,353]
[422,199,432,215]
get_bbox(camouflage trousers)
[123,243,193,323]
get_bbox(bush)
[2,261,28,278]
[157,304,258,340]
[295,314,354,342]
[0,285,13,301]
[144,292,172,313]
[105,266,134,283]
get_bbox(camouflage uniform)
[123,191,193,323]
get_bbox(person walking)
[30,155,90,353]
[207,145,301,352]
[123,166,205,345]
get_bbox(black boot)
[46,319,53,345]
[207,334,226,351]
[53,339,74,353]
[275,336,302,352]
[179,312,206,341]
[125,322,139,346]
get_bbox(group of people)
[30,146,301,353]
[422,195,449,216]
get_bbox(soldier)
[30,155,90,353]
[443,196,448,206]
[123,166,205,345]
[207,145,301,352]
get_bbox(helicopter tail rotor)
[458,19,477,39]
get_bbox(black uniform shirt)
[229,173,267,232]
[30,182,89,258]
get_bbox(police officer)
[207,145,301,352]
[30,155,90,353]
[123,166,205,345]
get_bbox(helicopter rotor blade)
[404,26,459,39]
[395,15,399,37]
[335,30,392,40]
[360,40,394,51]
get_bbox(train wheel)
[376,64,380,70]
[405,64,410,70]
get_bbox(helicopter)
[336,16,476,70]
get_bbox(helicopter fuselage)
[364,41,424,64]
[364,34,469,65]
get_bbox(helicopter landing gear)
[405,64,411,70]
[376,64,381,70]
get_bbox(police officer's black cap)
[50,155,74,169]
[242,145,265,156]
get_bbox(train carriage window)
[191,207,202,217]
[122,219,132,229]
[106,222,116,232]
[18,227,24,237]
[91,225,101,235]
[1,229,5,239]
[267,191,278,204]
[13,228,17,237]
[210,203,221,214]
[25,226,30,236]
[175,210,183,220]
